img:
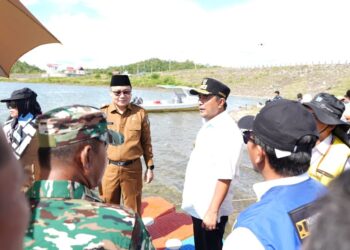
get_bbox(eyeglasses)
[198,94,215,103]
[112,90,131,96]
[242,130,255,144]
[6,101,17,109]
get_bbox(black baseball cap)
[238,100,319,157]
[0,88,37,102]
[303,93,349,127]
[190,78,230,99]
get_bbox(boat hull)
[142,104,198,113]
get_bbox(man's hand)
[202,210,218,231]
[144,169,154,183]
[202,179,231,231]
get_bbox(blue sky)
[27,0,248,17]
[196,0,247,9]
[25,1,98,20]
[20,0,350,70]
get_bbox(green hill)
[93,58,211,75]
[11,61,44,74]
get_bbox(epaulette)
[100,104,109,110]
[130,102,146,111]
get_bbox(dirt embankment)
[161,63,350,99]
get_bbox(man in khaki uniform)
[100,75,155,214]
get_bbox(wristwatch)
[147,165,154,170]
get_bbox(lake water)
[0,82,263,213]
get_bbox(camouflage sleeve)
[140,110,154,167]
[130,213,155,250]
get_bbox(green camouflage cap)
[37,105,124,148]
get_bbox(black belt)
[108,159,136,166]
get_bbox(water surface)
[0,82,263,212]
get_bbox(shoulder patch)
[289,202,319,242]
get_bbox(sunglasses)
[112,90,131,96]
[242,130,255,144]
[6,101,17,109]
[198,94,216,103]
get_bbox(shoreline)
[3,63,350,99]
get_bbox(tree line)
[12,58,213,75]
[11,61,44,74]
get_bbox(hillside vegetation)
[11,61,44,74]
[3,60,350,99]
[93,58,210,75]
[158,64,350,99]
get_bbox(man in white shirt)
[224,100,327,250]
[182,78,243,250]
[303,93,350,186]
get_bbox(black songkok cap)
[110,75,131,87]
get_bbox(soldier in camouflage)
[24,105,155,250]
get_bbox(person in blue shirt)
[224,100,327,250]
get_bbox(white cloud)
[20,0,350,69]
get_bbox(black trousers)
[192,215,228,250]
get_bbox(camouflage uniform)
[24,105,154,250]
[24,180,154,250]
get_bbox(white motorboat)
[138,85,198,113]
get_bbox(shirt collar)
[110,103,132,114]
[27,180,102,202]
[18,113,34,126]
[202,111,227,127]
[253,173,310,201]
[314,134,333,155]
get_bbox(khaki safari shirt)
[101,103,154,167]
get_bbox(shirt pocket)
[128,123,141,140]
